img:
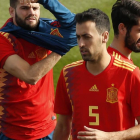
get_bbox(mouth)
[136,39,140,47]
[26,17,36,21]
[80,49,89,55]
[136,43,140,48]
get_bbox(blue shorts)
[0,131,54,140]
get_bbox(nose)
[28,8,35,15]
[78,38,85,48]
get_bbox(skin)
[76,21,110,75]
[110,20,140,59]
[53,115,72,140]
[77,116,140,140]
[20,0,38,4]
[9,0,40,30]
[3,0,62,85]
[124,21,140,52]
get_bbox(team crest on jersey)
[50,28,63,38]
[106,84,118,103]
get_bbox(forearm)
[110,125,140,140]
[53,125,70,140]
[53,114,72,140]
[77,124,140,140]
[27,52,61,84]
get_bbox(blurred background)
[0,0,140,89]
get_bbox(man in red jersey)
[108,0,140,126]
[53,8,140,140]
[107,0,140,64]
[0,0,77,140]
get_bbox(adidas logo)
[28,52,36,58]
[89,85,99,92]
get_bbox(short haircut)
[10,0,19,8]
[111,0,140,35]
[75,8,110,34]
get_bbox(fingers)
[84,126,96,131]
[77,127,97,140]
[78,131,95,136]
[77,131,95,140]
[77,135,95,140]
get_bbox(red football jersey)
[0,32,56,140]
[107,46,133,64]
[54,56,140,140]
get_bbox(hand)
[77,126,112,140]
[20,0,39,4]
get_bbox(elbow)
[21,72,41,85]
[27,80,38,85]
[24,77,39,85]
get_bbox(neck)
[86,49,111,76]
[110,36,132,59]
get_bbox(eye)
[76,35,80,40]
[21,6,29,10]
[84,35,91,39]
[33,7,39,10]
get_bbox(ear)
[102,31,109,43]
[9,7,15,18]
[118,23,127,36]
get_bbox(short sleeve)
[54,69,72,115]
[131,68,140,118]
[0,33,17,68]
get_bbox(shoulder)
[113,57,138,73]
[63,60,84,71]
[0,31,17,45]
[60,60,84,81]
[108,46,133,63]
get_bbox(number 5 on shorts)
[89,106,99,126]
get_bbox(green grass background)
[0,0,140,89]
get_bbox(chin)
[82,57,91,61]
[82,56,88,61]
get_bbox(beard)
[125,31,140,52]
[15,12,39,31]
[80,48,102,63]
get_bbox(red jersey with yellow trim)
[107,46,133,64]
[54,56,140,140]
[0,32,56,140]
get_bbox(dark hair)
[10,0,19,8]
[75,8,110,34]
[111,0,140,35]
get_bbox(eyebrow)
[20,5,39,8]
[20,5,30,8]
[76,33,91,37]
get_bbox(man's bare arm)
[77,117,140,140]
[117,116,140,140]
[53,114,72,140]
[3,52,61,84]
